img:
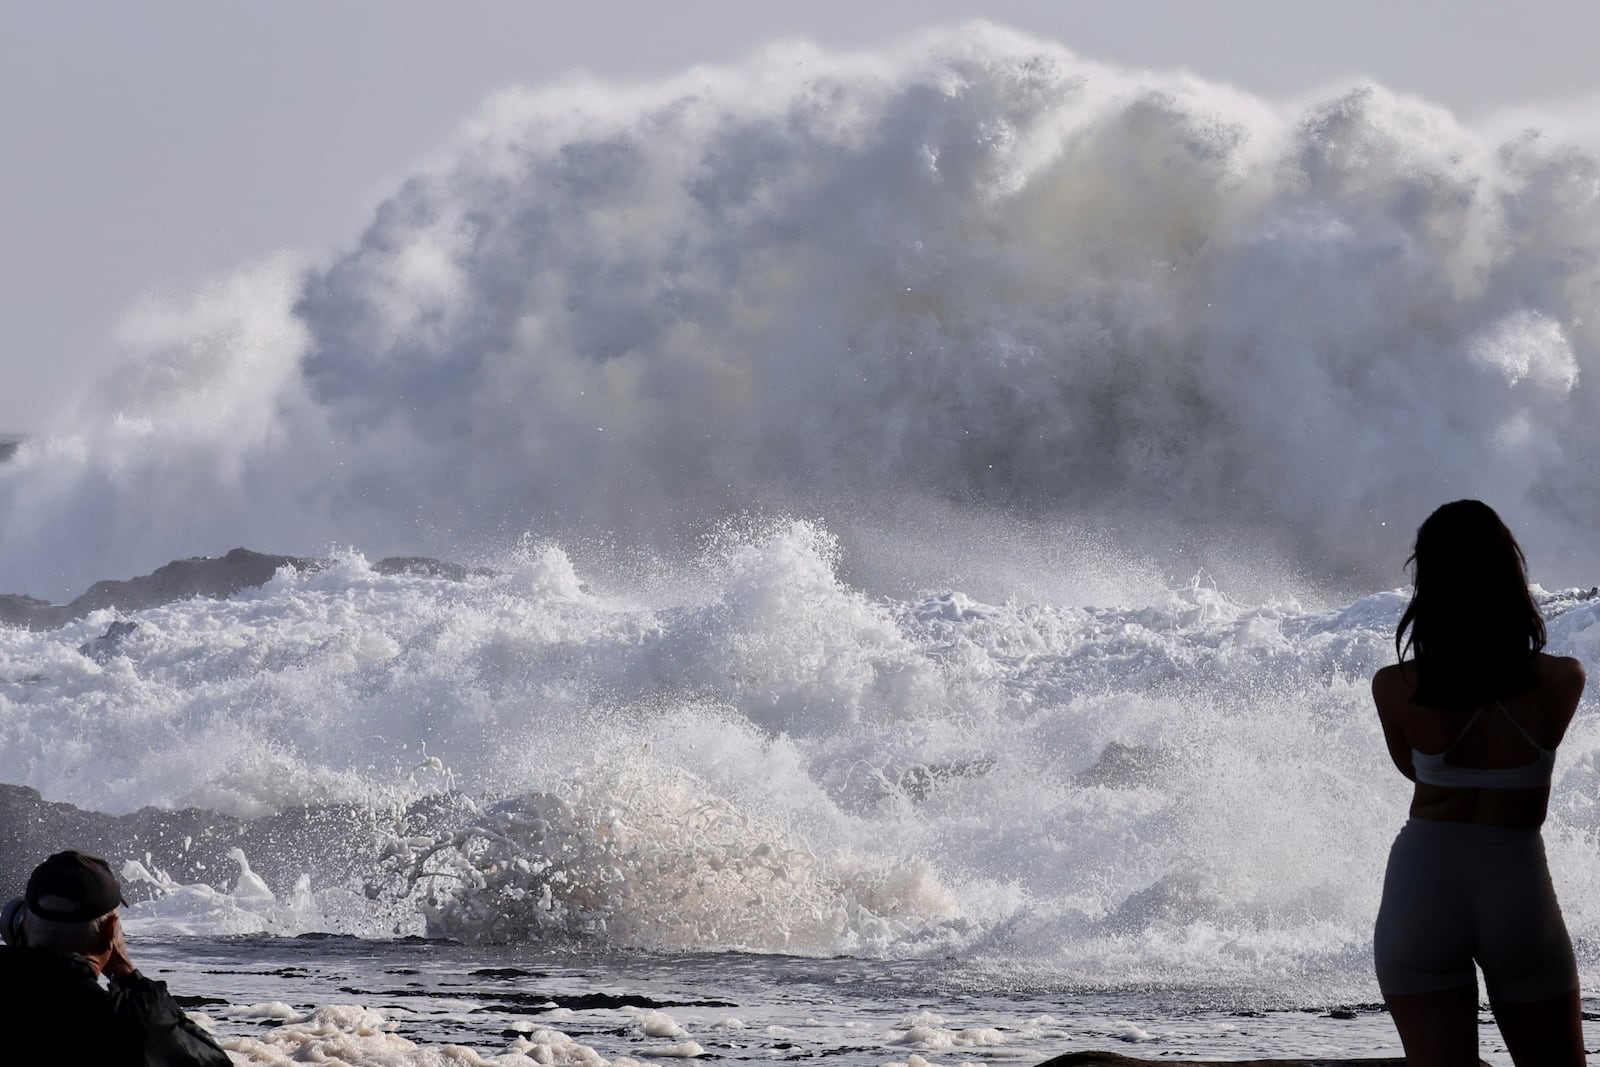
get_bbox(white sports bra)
[1411,700,1556,790]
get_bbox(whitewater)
[3,22,1600,1065]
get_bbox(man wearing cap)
[0,850,230,1066]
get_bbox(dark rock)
[0,593,53,629]
[173,995,229,1008]
[1073,741,1166,788]
[65,548,318,619]
[0,782,412,904]
[1095,873,1223,935]
[1,548,496,632]
[78,620,140,663]
[374,557,495,581]
[0,548,317,630]
[895,757,996,801]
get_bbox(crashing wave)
[5,26,1600,598]
[383,764,959,953]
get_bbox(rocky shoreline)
[0,547,490,630]
[0,780,407,904]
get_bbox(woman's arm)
[1372,667,1417,781]
[1546,655,1588,745]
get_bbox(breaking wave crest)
[4,24,1600,597]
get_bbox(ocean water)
[4,22,1600,1064]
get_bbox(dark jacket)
[0,946,230,1066]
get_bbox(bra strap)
[1437,706,1484,758]
[1491,700,1551,753]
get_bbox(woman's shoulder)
[1532,652,1586,696]
[1372,663,1406,684]
[1370,663,1413,709]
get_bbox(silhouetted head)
[1,850,124,958]
[1396,500,1545,705]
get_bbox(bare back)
[1373,652,1587,827]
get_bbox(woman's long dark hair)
[1396,499,1546,706]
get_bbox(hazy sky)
[5,0,1600,433]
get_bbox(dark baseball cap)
[25,850,125,921]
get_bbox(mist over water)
[3,23,1600,1000]
[3,23,1600,597]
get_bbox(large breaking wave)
[4,23,1600,598]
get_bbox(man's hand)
[102,912,136,980]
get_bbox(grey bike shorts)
[1374,817,1577,1003]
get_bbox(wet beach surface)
[140,937,1445,1065]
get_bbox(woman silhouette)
[1373,500,1587,1066]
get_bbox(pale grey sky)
[4,0,1600,433]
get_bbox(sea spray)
[4,524,1599,991]
[385,760,958,953]
[4,26,1600,597]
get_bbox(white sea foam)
[235,1002,301,1020]
[887,1012,1006,1049]
[1113,1022,1156,1043]
[218,1005,609,1066]
[634,1012,688,1040]
[637,1043,705,1059]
